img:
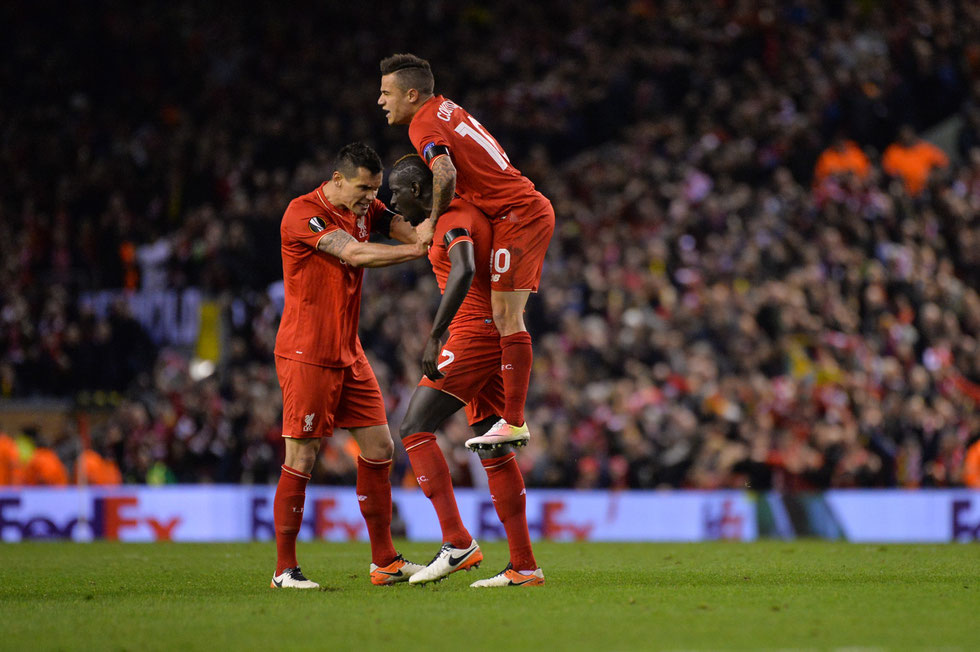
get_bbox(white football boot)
[270,566,320,589]
[370,554,426,585]
[470,563,545,587]
[465,419,530,450]
[408,539,483,585]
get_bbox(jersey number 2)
[437,349,455,371]
[455,117,510,171]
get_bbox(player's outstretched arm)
[421,238,475,380]
[416,156,457,246]
[317,228,425,267]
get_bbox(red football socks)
[402,432,472,549]
[500,331,533,426]
[482,452,537,571]
[274,464,310,574]
[357,456,398,567]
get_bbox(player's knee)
[398,419,419,441]
[295,450,318,474]
[380,437,394,459]
[284,439,319,473]
[361,436,394,461]
[399,410,442,440]
[289,459,315,475]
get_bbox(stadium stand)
[1,1,979,489]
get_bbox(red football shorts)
[490,193,555,292]
[276,352,387,438]
[463,372,504,426]
[418,321,505,425]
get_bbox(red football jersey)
[409,95,540,219]
[274,185,386,367]
[429,198,494,330]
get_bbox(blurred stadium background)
[2,0,980,545]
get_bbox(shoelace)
[426,543,453,566]
[494,563,514,577]
[288,567,309,581]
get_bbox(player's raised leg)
[469,290,533,448]
[468,418,544,588]
[349,424,425,585]
[399,386,483,584]
[271,437,320,589]
[470,202,555,450]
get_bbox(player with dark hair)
[271,142,427,589]
[388,154,544,587]
[379,53,555,451]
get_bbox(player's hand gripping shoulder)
[421,334,444,380]
[317,228,426,267]
[415,156,457,247]
[414,217,436,249]
[387,213,419,245]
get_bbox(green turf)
[0,541,977,651]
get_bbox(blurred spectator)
[813,134,870,185]
[19,427,69,486]
[964,438,980,488]
[882,124,950,196]
[74,448,123,486]
[3,0,980,490]
[0,430,22,485]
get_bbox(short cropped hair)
[390,154,432,187]
[335,142,383,178]
[380,53,435,96]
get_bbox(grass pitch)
[1,541,977,651]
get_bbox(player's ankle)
[450,535,472,549]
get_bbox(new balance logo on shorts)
[357,495,367,502]
[303,413,315,432]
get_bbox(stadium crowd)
[2,0,980,489]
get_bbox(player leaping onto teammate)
[388,155,544,587]
[379,53,556,450]
[271,143,427,589]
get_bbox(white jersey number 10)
[454,116,510,171]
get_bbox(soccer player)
[378,53,555,450]
[271,142,427,589]
[388,154,544,587]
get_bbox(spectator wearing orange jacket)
[22,447,69,486]
[74,449,123,486]
[964,438,980,488]
[814,135,871,184]
[0,431,23,485]
[882,125,949,196]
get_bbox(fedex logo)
[477,499,594,541]
[0,496,181,541]
[952,499,980,541]
[251,497,363,541]
[703,498,747,540]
